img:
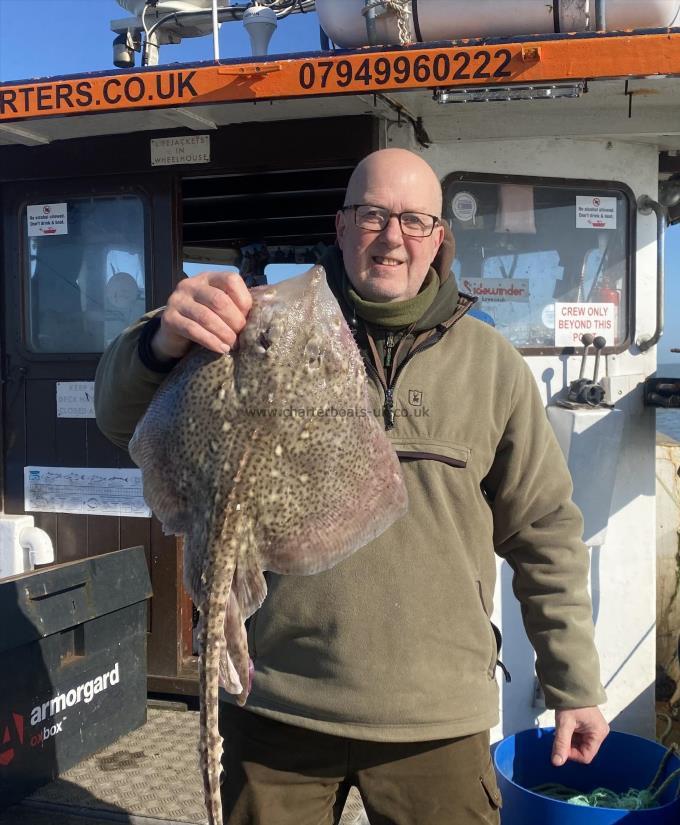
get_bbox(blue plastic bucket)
[494,728,680,824]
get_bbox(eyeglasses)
[342,204,440,238]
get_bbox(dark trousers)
[219,703,502,825]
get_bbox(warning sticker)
[27,203,68,237]
[554,302,617,347]
[56,382,95,418]
[576,196,617,230]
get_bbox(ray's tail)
[199,517,251,824]
[198,436,259,825]
[198,557,235,825]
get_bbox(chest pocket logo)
[408,389,423,407]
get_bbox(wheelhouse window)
[24,196,146,353]
[443,175,632,350]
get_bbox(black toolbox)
[0,546,152,809]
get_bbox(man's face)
[335,155,444,303]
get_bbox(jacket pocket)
[477,581,497,679]
[391,437,470,469]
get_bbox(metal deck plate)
[0,708,369,825]
[2,708,207,825]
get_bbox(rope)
[362,1,413,46]
[534,744,680,810]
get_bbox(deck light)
[434,82,585,104]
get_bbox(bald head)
[336,148,445,303]
[345,149,443,217]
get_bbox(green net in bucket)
[534,745,680,810]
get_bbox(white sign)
[461,278,530,303]
[451,191,478,223]
[150,135,210,166]
[56,382,95,418]
[554,302,617,347]
[25,467,151,518]
[576,196,617,230]
[27,203,68,237]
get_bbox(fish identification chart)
[24,467,151,517]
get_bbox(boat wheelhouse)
[1,4,679,806]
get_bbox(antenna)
[110,0,311,66]
[243,5,278,56]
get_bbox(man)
[95,148,609,825]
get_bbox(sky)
[0,0,678,361]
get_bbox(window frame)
[441,171,637,356]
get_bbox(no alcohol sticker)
[576,196,617,230]
[27,203,68,237]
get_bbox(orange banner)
[1,32,679,122]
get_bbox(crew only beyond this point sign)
[554,302,617,347]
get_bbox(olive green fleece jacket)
[94,246,605,742]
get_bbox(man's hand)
[551,707,609,767]
[152,271,253,361]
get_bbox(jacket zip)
[361,292,476,430]
[384,386,396,429]
[384,332,396,368]
[385,329,446,430]
[365,327,448,431]
[384,332,396,428]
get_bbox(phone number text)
[298,49,515,91]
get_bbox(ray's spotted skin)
[129,266,408,825]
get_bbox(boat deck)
[0,705,368,825]
[2,702,678,824]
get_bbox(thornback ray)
[128,265,408,825]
